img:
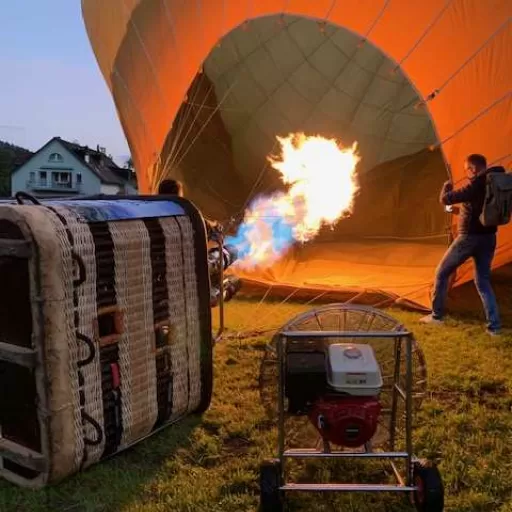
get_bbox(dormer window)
[49,153,64,163]
[85,154,90,164]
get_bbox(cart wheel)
[260,459,283,512]
[412,459,444,511]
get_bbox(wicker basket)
[0,196,212,488]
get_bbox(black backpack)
[480,166,512,227]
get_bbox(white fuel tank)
[327,343,383,396]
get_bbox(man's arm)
[439,180,477,205]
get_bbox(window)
[54,172,70,183]
[49,153,63,163]
[52,171,72,188]
[29,171,35,183]
[76,173,82,184]
[40,171,47,186]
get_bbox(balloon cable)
[394,0,455,71]
[173,79,240,170]
[424,17,511,105]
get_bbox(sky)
[0,0,130,164]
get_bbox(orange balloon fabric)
[81,0,512,308]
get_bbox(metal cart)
[259,304,444,511]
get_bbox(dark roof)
[58,138,127,186]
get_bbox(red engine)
[285,339,383,448]
[308,396,381,448]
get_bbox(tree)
[0,141,32,197]
[0,152,11,197]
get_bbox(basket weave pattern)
[0,204,207,487]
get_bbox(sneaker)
[487,329,501,337]
[419,314,443,325]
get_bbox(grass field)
[0,278,511,512]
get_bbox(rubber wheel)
[412,459,444,511]
[260,459,283,512]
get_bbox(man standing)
[420,154,501,335]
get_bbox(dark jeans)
[432,234,501,331]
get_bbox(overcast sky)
[0,0,130,163]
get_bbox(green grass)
[1,291,511,511]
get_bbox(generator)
[285,340,383,448]
[0,193,232,488]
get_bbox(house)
[11,137,137,197]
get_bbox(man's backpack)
[480,166,512,227]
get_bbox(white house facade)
[11,137,137,197]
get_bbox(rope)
[316,289,364,306]
[181,101,249,113]
[234,142,279,221]
[254,290,331,333]
[371,282,432,309]
[153,0,202,185]
[235,284,275,333]
[239,288,330,335]
[170,80,237,171]
[490,153,512,167]
[167,73,210,163]
[363,0,391,41]
[166,0,260,172]
[324,0,338,22]
[373,79,415,161]
[425,17,511,104]
[156,75,211,185]
[204,180,243,208]
[434,91,512,149]
[112,68,161,180]
[164,78,215,173]
[394,94,422,115]
[232,278,438,340]
[394,0,455,71]
[247,288,300,332]
[361,234,448,241]
[121,0,171,127]
[221,0,227,39]
[120,0,188,190]
[173,79,240,170]
[161,0,185,72]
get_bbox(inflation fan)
[259,304,444,511]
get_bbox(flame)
[226,133,361,269]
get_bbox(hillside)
[0,140,33,197]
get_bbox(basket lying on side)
[0,196,213,488]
